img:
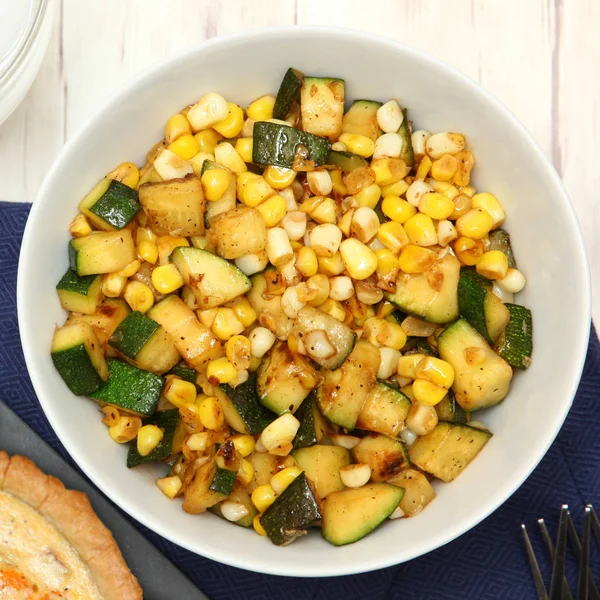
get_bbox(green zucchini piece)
[56,269,103,315]
[292,445,350,501]
[273,67,304,120]
[200,160,236,228]
[386,253,460,324]
[91,359,163,417]
[69,230,136,276]
[170,246,251,309]
[341,99,382,142]
[398,109,414,167]
[208,483,258,528]
[326,150,368,173]
[256,342,318,414]
[409,422,492,482]
[127,409,180,468]
[247,273,294,340]
[460,266,492,290]
[220,372,276,435]
[79,178,141,230]
[168,362,197,384]
[387,469,436,517]
[292,395,328,450]
[292,306,357,370]
[260,472,321,545]
[489,229,517,268]
[65,298,130,346]
[457,269,510,343]
[435,391,469,424]
[352,434,410,481]
[252,121,331,170]
[210,467,237,496]
[322,483,404,546]
[109,311,180,375]
[403,337,437,357]
[316,339,380,430]
[438,319,513,411]
[356,382,411,438]
[51,321,109,395]
[494,303,533,369]
[300,77,345,141]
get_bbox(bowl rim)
[18,25,591,577]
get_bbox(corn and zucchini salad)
[51,66,533,547]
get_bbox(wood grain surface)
[1,0,597,321]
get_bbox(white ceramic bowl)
[18,27,590,577]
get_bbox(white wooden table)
[2,0,598,322]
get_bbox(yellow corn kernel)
[430,154,458,182]
[102,273,127,298]
[296,246,319,277]
[375,248,398,278]
[354,183,382,209]
[339,133,375,158]
[453,236,484,266]
[317,252,345,277]
[152,263,184,294]
[377,300,397,319]
[246,95,276,121]
[157,236,189,265]
[165,114,192,144]
[241,176,275,207]
[270,466,302,495]
[456,208,494,240]
[108,415,142,443]
[412,379,447,406]
[185,431,213,452]
[163,376,197,408]
[377,221,410,254]
[234,137,253,163]
[101,405,120,427]
[197,308,217,329]
[137,424,164,456]
[339,239,378,280]
[415,356,455,388]
[476,250,509,280]
[136,227,157,245]
[398,245,438,274]
[397,354,426,379]
[460,184,477,198]
[264,165,296,190]
[189,152,216,178]
[381,195,417,224]
[415,155,432,181]
[370,157,408,187]
[381,179,409,198]
[206,357,237,385]
[472,192,505,228]
[213,103,244,138]
[401,383,415,401]
[251,484,277,512]
[376,320,407,350]
[107,162,140,189]
[156,475,183,500]
[124,281,154,313]
[179,403,203,433]
[194,129,223,154]
[318,298,346,322]
[137,240,158,264]
[212,308,245,341]
[428,178,459,199]
[253,514,267,536]
[450,193,473,220]
[453,150,475,187]
[310,198,337,224]
[201,168,231,202]
[403,213,438,247]
[230,298,257,328]
[257,194,287,227]
[197,395,225,430]
[419,192,455,220]
[237,458,255,487]
[236,171,260,201]
[225,335,252,370]
[69,213,92,237]
[168,134,200,160]
[230,434,255,458]
[330,169,348,196]
[117,260,141,278]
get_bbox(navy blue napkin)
[2,201,598,599]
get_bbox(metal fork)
[522,505,600,600]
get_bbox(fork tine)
[549,506,570,600]
[522,524,549,600]
[570,508,600,600]
[587,505,600,549]
[539,518,575,600]
[577,507,592,600]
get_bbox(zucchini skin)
[109,311,160,359]
[89,179,141,229]
[51,343,105,396]
[127,409,180,468]
[494,303,532,368]
[273,67,303,120]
